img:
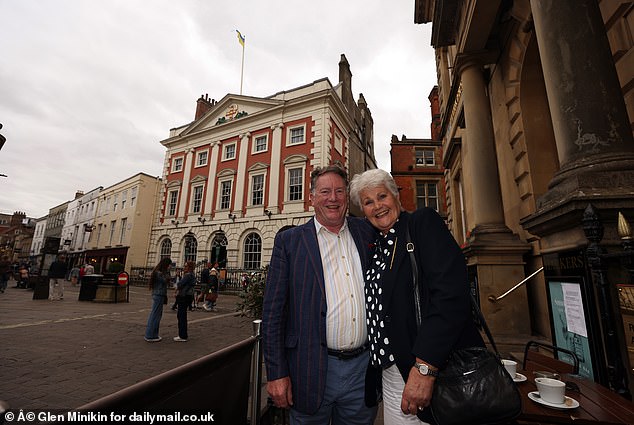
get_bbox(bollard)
[251,319,263,425]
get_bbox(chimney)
[195,94,215,120]
[338,54,355,113]
[75,190,84,199]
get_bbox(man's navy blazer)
[262,216,375,414]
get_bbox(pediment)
[181,94,283,136]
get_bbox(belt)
[327,344,369,360]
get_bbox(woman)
[174,261,196,342]
[144,257,172,342]
[350,169,484,425]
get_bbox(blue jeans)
[145,294,165,339]
[176,295,193,339]
[289,351,377,425]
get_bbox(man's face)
[310,172,348,232]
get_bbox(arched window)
[160,239,172,260]
[184,234,198,263]
[210,232,228,268]
[243,232,262,269]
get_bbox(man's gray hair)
[349,169,399,207]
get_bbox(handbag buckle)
[406,242,414,252]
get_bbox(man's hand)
[267,376,293,409]
[401,364,436,415]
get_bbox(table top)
[517,370,634,424]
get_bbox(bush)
[236,268,267,318]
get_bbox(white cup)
[535,377,566,404]
[502,359,517,378]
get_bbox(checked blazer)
[262,216,375,414]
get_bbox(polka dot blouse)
[365,227,397,368]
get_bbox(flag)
[236,30,245,47]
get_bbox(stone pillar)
[460,61,506,228]
[530,0,634,190]
[522,0,634,246]
[267,124,284,214]
[233,132,250,215]
[203,141,220,215]
[177,148,194,220]
[458,58,532,337]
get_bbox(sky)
[0,0,436,219]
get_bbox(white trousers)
[49,278,64,300]
[382,364,429,425]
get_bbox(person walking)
[262,164,377,425]
[48,254,68,301]
[174,261,196,342]
[349,169,485,424]
[0,256,11,293]
[144,257,172,342]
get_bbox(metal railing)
[487,267,544,303]
[48,319,265,425]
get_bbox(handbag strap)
[405,222,501,356]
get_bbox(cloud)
[0,0,435,218]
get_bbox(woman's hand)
[401,365,436,415]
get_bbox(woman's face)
[359,185,401,234]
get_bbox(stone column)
[267,123,284,214]
[460,61,506,228]
[530,0,634,188]
[233,132,250,215]
[458,58,532,337]
[177,148,194,220]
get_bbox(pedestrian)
[174,261,196,342]
[350,169,485,424]
[262,164,377,425]
[69,266,80,286]
[48,254,68,301]
[144,257,172,342]
[0,256,11,293]
[203,268,219,311]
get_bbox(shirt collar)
[314,216,348,235]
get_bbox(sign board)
[547,279,595,379]
[117,272,129,286]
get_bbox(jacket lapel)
[300,218,326,296]
[381,214,411,308]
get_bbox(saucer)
[513,373,527,383]
[528,391,579,409]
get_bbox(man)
[48,254,68,301]
[0,256,11,293]
[262,164,376,425]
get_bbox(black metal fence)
[128,264,268,294]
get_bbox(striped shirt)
[314,218,367,351]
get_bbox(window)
[415,149,435,167]
[243,233,262,269]
[210,233,228,268]
[160,239,172,260]
[253,135,268,153]
[167,190,178,216]
[130,187,137,207]
[172,157,184,172]
[288,168,303,201]
[416,181,439,211]
[288,126,305,145]
[251,175,264,206]
[97,224,103,246]
[184,235,198,263]
[223,143,237,160]
[121,190,127,210]
[113,194,118,212]
[335,132,343,154]
[219,180,232,210]
[119,218,127,243]
[196,150,208,167]
[191,185,204,214]
[109,220,116,245]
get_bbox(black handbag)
[406,226,521,425]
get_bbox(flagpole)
[240,41,245,95]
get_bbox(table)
[516,370,634,424]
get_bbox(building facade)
[416,0,634,395]
[59,187,103,266]
[84,173,161,273]
[147,55,376,268]
[390,86,447,217]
